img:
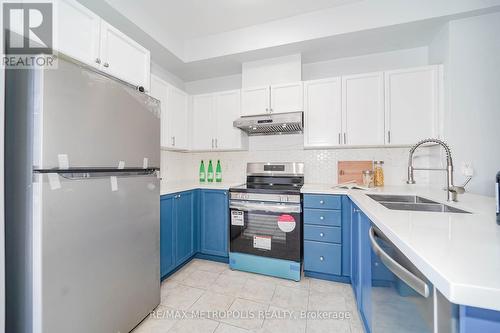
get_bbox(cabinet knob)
[319,233,324,237]
[319,216,324,220]
[103,62,109,68]
[319,256,324,261]
[95,58,101,64]
[319,200,324,204]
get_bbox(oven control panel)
[230,192,301,203]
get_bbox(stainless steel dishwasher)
[368,226,459,333]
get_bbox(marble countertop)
[160,180,243,195]
[302,183,500,311]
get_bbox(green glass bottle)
[207,160,214,182]
[216,160,222,182]
[199,160,206,183]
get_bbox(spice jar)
[373,161,385,187]
[362,170,374,188]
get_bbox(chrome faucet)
[406,138,465,202]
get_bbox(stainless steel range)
[229,162,304,281]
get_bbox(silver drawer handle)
[369,227,430,298]
[319,216,324,220]
[319,256,324,261]
[319,233,324,237]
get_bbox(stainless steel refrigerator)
[5,56,161,333]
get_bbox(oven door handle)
[230,201,301,213]
[369,227,430,298]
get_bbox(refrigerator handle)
[34,168,159,180]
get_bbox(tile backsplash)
[161,146,435,186]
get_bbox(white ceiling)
[105,0,358,41]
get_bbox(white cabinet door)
[99,21,151,91]
[192,94,216,151]
[385,66,440,145]
[270,81,303,114]
[150,75,169,149]
[167,86,189,150]
[215,90,246,150]
[57,0,101,67]
[303,78,342,148]
[342,72,385,146]
[241,86,270,116]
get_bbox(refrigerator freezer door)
[33,173,160,333]
[33,58,160,169]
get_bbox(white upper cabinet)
[57,0,151,91]
[99,21,151,91]
[241,86,270,116]
[241,81,303,116]
[192,94,216,151]
[57,0,101,67]
[303,78,342,148]
[384,65,441,145]
[167,86,189,150]
[215,90,246,150]
[270,82,303,114]
[191,90,247,151]
[342,72,385,146]
[149,75,169,149]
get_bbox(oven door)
[229,200,302,262]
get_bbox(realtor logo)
[2,1,56,68]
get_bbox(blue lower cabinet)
[304,241,341,275]
[160,191,196,279]
[199,190,229,258]
[160,195,175,278]
[175,191,195,265]
[303,194,350,282]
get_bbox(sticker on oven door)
[231,211,244,226]
[277,214,296,232]
[253,235,272,250]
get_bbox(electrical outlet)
[461,162,474,177]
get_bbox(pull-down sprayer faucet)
[407,138,465,202]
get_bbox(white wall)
[185,74,241,95]
[429,12,500,196]
[151,62,185,90]
[184,47,429,94]
[303,47,429,80]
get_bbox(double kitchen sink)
[367,194,471,214]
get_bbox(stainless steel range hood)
[233,112,303,136]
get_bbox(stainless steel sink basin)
[367,194,438,204]
[367,194,471,214]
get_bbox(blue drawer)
[304,195,342,210]
[304,225,341,243]
[304,241,341,275]
[304,209,341,227]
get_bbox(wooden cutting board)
[338,161,373,185]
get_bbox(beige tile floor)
[133,259,364,333]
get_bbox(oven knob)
[244,194,250,200]
[281,196,288,202]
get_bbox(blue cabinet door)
[350,203,361,305]
[200,190,228,257]
[160,195,175,278]
[175,191,195,265]
[359,211,373,332]
[341,196,351,277]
